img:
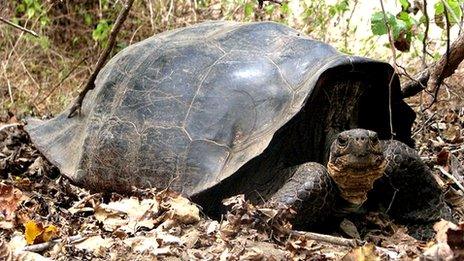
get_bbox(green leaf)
[281,3,290,14]
[398,11,414,29]
[38,36,50,50]
[435,0,462,25]
[84,13,92,26]
[371,11,392,35]
[244,3,253,17]
[264,4,274,14]
[399,0,410,10]
[26,7,35,18]
[92,19,111,42]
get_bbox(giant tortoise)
[26,21,450,228]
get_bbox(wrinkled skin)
[270,129,451,236]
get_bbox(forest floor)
[2,1,464,260]
[1,68,464,260]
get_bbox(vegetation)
[1,1,464,259]
[0,0,461,117]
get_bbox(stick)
[0,17,39,37]
[22,235,86,252]
[0,123,20,133]
[35,57,88,104]
[436,166,464,194]
[291,230,361,247]
[402,32,464,99]
[379,0,396,138]
[67,0,135,118]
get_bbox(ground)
[1,1,464,260]
[0,70,464,260]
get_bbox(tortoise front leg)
[269,162,337,229]
[370,140,452,223]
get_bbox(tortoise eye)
[337,135,349,147]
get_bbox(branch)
[291,230,361,247]
[379,0,396,137]
[422,0,429,69]
[401,31,464,99]
[67,0,135,118]
[0,17,39,37]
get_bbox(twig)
[22,235,86,253]
[425,0,453,108]
[0,17,39,37]
[344,0,358,51]
[36,56,88,105]
[442,0,463,31]
[422,0,429,69]
[379,0,396,138]
[68,0,135,118]
[402,31,464,98]
[0,123,20,133]
[291,230,361,247]
[435,166,464,194]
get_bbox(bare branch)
[379,0,396,137]
[68,0,136,118]
[291,230,361,247]
[0,17,39,37]
[401,32,464,99]
[422,0,429,69]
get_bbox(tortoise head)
[327,129,386,205]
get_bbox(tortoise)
[26,21,450,229]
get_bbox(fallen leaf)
[94,197,159,233]
[123,236,159,253]
[342,243,380,261]
[75,236,114,257]
[420,243,454,261]
[165,195,200,224]
[434,219,458,243]
[0,184,27,228]
[24,220,59,245]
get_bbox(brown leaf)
[0,184,26,222]
[436,148,450,167]
[342,243,380,261]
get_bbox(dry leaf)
[342,243,380,261]
[23,220,59,245]
[123,236,159,253]
[434,219,458,243]
[75,236,114,257]
[0,239,13,261]
[420,243,454,261]
[165,196,200,224]
[0,184,27,228]
[94,197,159,233]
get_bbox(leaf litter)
[1,70,464,260]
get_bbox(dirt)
[1,70,464,261]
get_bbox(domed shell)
[26,21,414,195]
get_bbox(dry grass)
[0,0,295,118]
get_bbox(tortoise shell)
[26,21,415,195]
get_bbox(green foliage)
[92,20,111,45]
[371,11,407,39]
[398,0,410,10]
[329,0,349,17]
[370,0,464,52]
[434,0,463,28]
[16,0,49,26]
